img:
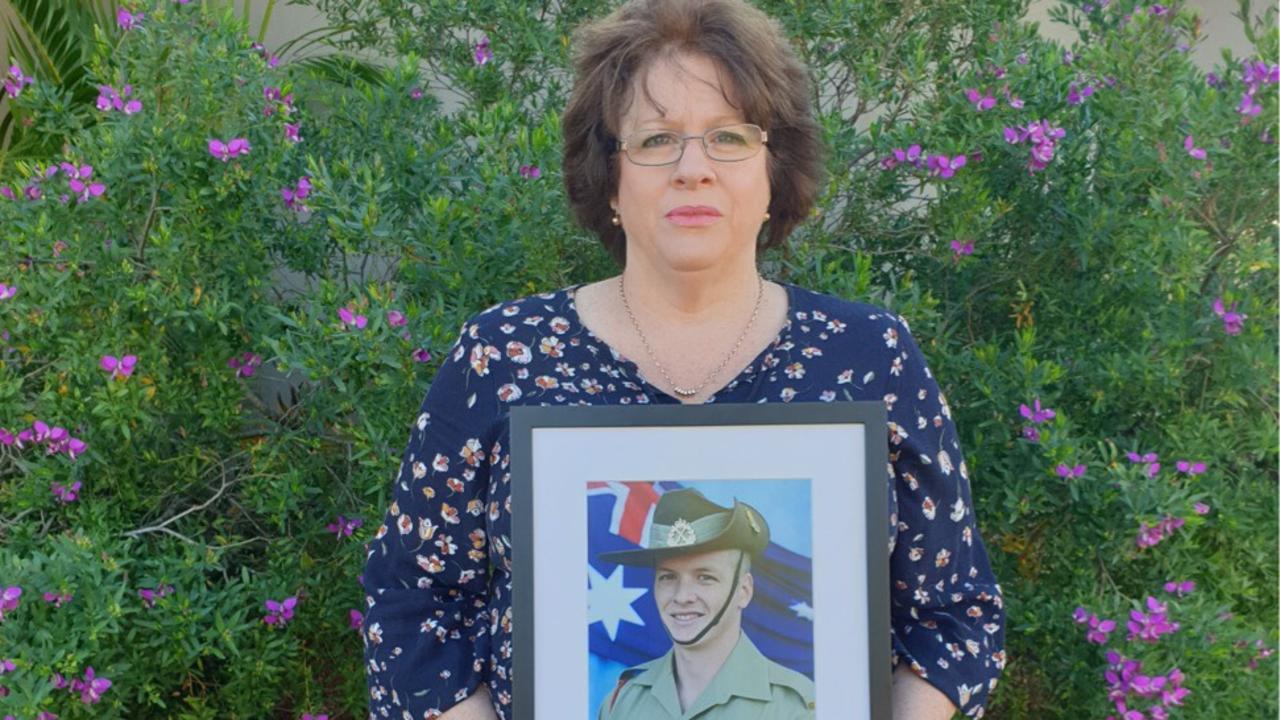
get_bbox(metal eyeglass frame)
[615,123,769,166]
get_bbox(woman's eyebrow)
[634,114,743,128]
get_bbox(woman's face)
[611,52,771,275]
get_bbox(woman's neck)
[619,253,761,327]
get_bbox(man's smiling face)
[653,548,752,647]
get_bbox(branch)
[121,455,236,542]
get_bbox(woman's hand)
[892,665,958,719]
[438,685,498,720]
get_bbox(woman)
[361,1,1005,718]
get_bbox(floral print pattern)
[362,283,1005,718]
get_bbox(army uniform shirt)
[599,633,815,720]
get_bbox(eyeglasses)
[617,123,768,166]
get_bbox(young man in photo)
[597,488,816,719]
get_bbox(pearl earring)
[611,214,621,226]
[763,211,771,221]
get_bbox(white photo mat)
[510,403,891,720]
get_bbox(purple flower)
[1075,608,1117,644]
[1062,51,1075,65]
[0,586,21,620]
[1242,59,1280,90]
[338,306,367,330]
[75,666,111,704]
[473,36,493,66]
[965,88,997,111]
[409,87,424,100]
[1019,398,1056,424]
[881,144,922,170]
[0,658,13,674]
[252,43,281,68]
[1055,462,1086,479]
[1149,4,1169,16]
[284,123,302,143]
[926,153,967,179]
[1016,52,1029,65]
[1206,72,1221,87]
[1193,502,1210,515]
[0,284,15,300]
[51,480,81,503]
[1237,92,1262,117]
[1021,426,1041,442]
[1212,297,1246,334]
[282,176,312,212]
[263,595,298,625]
[518,164,542,179]
[1002,86,1025,108]
[1136,515,1185,549]
[227,351,262,378]
[301,715,329,720]
[950,240,974,257]
[1067,82,1095,105]
[1162,580,1194,596]
[387,310,407,328]
[42,591,72,607]
[4,65,34,99]
[325,515,363,538]
[116,7,144,30]
[95,84,142,114]
[1126,451,1161,477]
[100,354,138,380]
[349,609,364,630]
[208,138,251,162]
[137,584,173,609]
[1005,121,1066,173]
[1174,460,1205,475]
[1074,606,1117,644]
[1183,135,1206,160]
[413,348,433,363]
[60,163,105,202]
[1127,596,1180,642]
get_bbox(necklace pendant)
[672,386,698,397]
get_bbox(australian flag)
[586,479,815,691]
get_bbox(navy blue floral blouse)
[361,283,1006,718]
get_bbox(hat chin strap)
[670,551,745,647]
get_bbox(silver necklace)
[618,274,765,398]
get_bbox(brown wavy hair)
[562,0,825,266]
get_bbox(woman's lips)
[666,206,722,227]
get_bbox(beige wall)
[0,1,1259,80]
[1026,0,1256,69]
[250,0,1258,70]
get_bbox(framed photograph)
[509,402,891,720]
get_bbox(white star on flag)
[789,600,815,621]
[587,564,648,640]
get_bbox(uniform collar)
[631,632,772,718]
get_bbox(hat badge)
[666,518,696,547]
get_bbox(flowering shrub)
[0,0,1273,717]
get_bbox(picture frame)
[509,402,892,720]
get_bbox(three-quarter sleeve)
[883,314,1006,717]
[362,323,502,717]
